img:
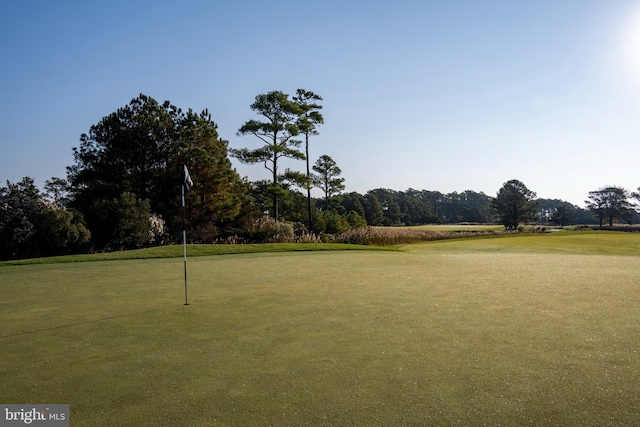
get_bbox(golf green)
[2,232,640,425]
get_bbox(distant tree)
[321,210,350,234]
[346,210,367,228]
[491,179,538,230]
[43,177,71,208]
[420,190,446,222]
[232,91,304,221]
[457,190,493,223]
[363,193,384,226]
[368,189,402,225]
[340,192,367,220]
[585,186,633,228]
[248,179,314,226]
[631,187,640,211]
[549,203,574,228]
[0,178,43,259]
[312,155,345,210]
[0,178,90,260]
[293,89,323,231]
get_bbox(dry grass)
[336,225,507,245]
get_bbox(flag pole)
[182,183,189,306]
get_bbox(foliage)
[293,89,324,231]
[321,210,350,234]
[537,198,591,226]
[312,154,345,210]
[585,186,633,228]
[68,94,247,249]
[491,179,538,230]
[363,193,384,225]
[43,177,71,208]
[111,192,154,251]
[0,178,90,260]
[249,216,295,243]
[328,189,496,228]
[232,91,304,221]
[346,210,367,228]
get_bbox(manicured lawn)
[2,232,640,425]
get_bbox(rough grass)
[403,224,505,232]
[336,225,507,245]
[0,243,395,266]
[2,232,640,425]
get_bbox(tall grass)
[336,226,507,245]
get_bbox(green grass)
[0,243,395,266]
[2,232,640,425]
[406,230,640,256]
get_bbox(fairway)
[2,233,640,425]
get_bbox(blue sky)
[2,0,640,207]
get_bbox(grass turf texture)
[0,243,395,267]
[2,232,640,425]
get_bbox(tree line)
[2,93,640,260]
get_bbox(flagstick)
[182,184,189,306]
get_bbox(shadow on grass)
[0,307,167,339]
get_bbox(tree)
[312,155,345,210]
[68,94,246,249]
[178,109,249,242]
[293,89,323,231]
[367,189,402,225]
[340,192,367,220]
[78,192,153,251]
[457,190,493,223]
[363,193,384,226]
[321,210,350,234]
[232,91,304,221]
[0,178,89,260]
[490,179,538,230]
[43,177,71,208]
[585,186,633,228]
[549,203,574,228]
[346,210,367,228]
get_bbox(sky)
[2,0,640,208]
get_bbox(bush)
[346,210,367,228]
[322,210,350,234]
[250,216,295,243]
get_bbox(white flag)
[183,165,193,191]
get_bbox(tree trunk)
[273,144,279,222]
[305,134,312,231]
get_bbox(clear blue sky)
[2,0,640,207]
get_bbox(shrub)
[250,216,295,243]
[322,210,350,234]
[346,210,367,228]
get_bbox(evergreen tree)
[232,91,304,221]
[491,179,538,230]
[312,155,345,210]
[293,89,323,231]
[68,94,246,249]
